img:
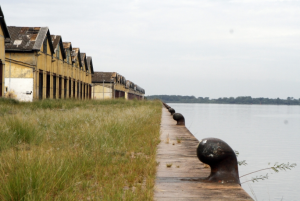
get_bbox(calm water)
[168,103,300,201]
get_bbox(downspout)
[34,52,39,100]
[9,53,11,92]
[3,59,5,96]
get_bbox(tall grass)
[0,99,162,200]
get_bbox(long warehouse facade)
[91,72,145,100]
[0,6,145,101]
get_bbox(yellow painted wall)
[92,84,113,99]
[4,62,33,78]
[5,36,93,100]
[0,26,5,97]
[0,27,5,62]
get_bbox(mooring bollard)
[168,108,175,115]
[196,138,240,184]
[173,113,185,125]
[162,102,170,109]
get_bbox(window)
[56,46,60,59]
[67,50,70,64]
[43,38,47,54]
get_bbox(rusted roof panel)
[63,42,71,50]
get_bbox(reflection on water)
[168,103,300,201]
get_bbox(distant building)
[4,27,93,101]
[0,6,11,97]
[92,72,145,100]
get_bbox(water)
[168,103,300,201]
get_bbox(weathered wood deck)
[154,107,253,201]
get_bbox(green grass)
[0,99,162,200]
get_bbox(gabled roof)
[72,48,82,67]
[80,53,88,71]
[5,26,54,53]
[63,42,72,51]
[87,56,94,74]
[92,72,117,83]
[51,35,66,59]
[0,6,10,42]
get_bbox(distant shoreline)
[162,102,300,106]
[146,95,300,105]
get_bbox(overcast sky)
[2,0,300,98]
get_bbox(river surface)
[167,103,300,201]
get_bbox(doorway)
[39,72,43,99]
[0,61,2,97]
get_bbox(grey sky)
[2,0,300,98]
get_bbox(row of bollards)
[162,102,185,126]
[161,101,241,185]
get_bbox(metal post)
[111,78,114,99]
[9,53,11,92]
[103,79,105,100]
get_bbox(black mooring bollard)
[163,102,170,109]
[173,113,185,125]
[168,108,175,115]
[196,138,240,184]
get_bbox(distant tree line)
[146,95,300,105]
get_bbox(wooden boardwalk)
[154,107,253,201]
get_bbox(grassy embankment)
[0,98,162,200]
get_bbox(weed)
[166,164,172,168]
[176,138,182,143]
[165,134,170,144]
